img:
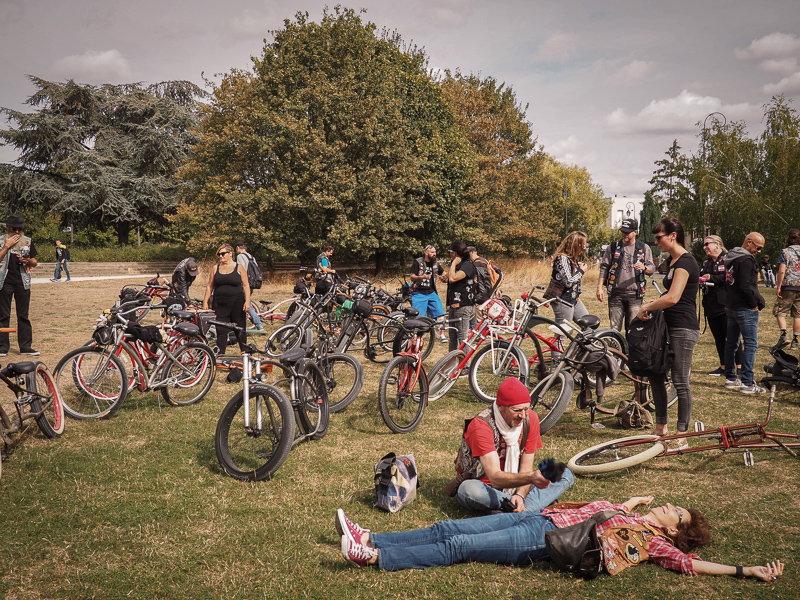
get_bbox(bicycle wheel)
[567,435,665,475]
[365,314,402,363]
[591,348,651,415]
[468,340,529,404]
[265,323,306,357]
[29,362,65,438]
[530,370,575,434]
[215,384,295,481]
[295,359,330,440]
[378,355,428,434]
[160,342,216,406]
[318,353,364,413]
[54,347,128,419]
[637,376,679,411]
[427,349,466,401]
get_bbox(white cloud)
[424,0,476,28]
[609,59,656,85]
[223,7,282,40]
[735,32,800,61]
[605,90,759,135]
[533,32,578,64]
[51,49,136,82]
[759,58,799,75]
[763,71,800,95]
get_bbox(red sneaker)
[335,509,369,545]
[341,535,376,568]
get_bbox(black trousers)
[707,311,742,368]
[0,284,33,352]
[213,293,247,354]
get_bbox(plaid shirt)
[542,501,700,575]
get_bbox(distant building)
[607,195,644,229]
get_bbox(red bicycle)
[567,384,800,475]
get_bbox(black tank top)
[213,264,243,297]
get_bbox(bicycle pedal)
[694,421,705,432]
[743,450,755,466]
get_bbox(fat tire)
[265,323,305,357]
[378,355,428,434]
[55,347,128,420]
[29,362,65,438]
[530,370,575,434]
[567,434,665,475]
[215,384,295,481]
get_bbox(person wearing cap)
[597,218,655,333]
[444,241,477,352]
[0,214,40,356]
[409,245,446,341]
[449,377,574,514]
[235,242,263,330]
[171,256,200,301]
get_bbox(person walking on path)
[50,239,71,282]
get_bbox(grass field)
[1,262,798,600]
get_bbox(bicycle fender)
[591,328,627,354]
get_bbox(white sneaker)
[740,383,766,394]
[724,378,743,389]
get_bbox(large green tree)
[176,7,471,266]
[0,77,203,244]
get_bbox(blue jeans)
[456,468,575,513]
[725,310,759,385]
[372,512,556,571]
[410,292,445,319]
[54,260,70,280]
[247,303,262,329]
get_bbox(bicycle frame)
[0,371,52,445]
[395,331,427,399]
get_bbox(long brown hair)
[554,231,587,262]
[671,508,712,553]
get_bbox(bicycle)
[56,301,217,419]
[0,345,65,479]
[214,327,329,481]
[377,317,433,434]
[567,384,800,475]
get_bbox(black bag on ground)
[626,310,671,376]
[545,510,621,579]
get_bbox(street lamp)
[701,112,726,238]
[625,202,635,222]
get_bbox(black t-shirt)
[447,260,476,307]
[410,257,443,295]
[663,253,700,330]
[5,239,37,288]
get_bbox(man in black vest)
[596,218,655,333]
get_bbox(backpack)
[243,253,263,290]
[473,258,499,304]
[373,452,419,513]
[626,310,671,376]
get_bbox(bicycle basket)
[353,298,373,317]
[482,298,509,323]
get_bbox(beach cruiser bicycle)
[213,322,329,481]
[55,301,216,419]
[0,333,65,479]
[567,384,799,475]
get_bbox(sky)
[1,0,799,201]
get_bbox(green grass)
[1,272,798,599]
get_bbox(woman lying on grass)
[336,496,784,581]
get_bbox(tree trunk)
[115,221,131,245]
[375,250,386,275]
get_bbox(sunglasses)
[8,227,23,232]
[746,240,763,251]
[217,251,230,257]
[677,507,684,526]
[702,241,713,247]
[654,233,668,242]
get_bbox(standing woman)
[444,240,476,352]
[700,235,741,377]
[548,231,589,331]
[636,218,700,448]
[203,243,250,355]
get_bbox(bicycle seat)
[170,310,196,321]
[575,315,601,331]
[1,361,37,377]
[173,322,201,337]
[279,347,306,366]
[402,319,433,334]
[402,307,419,318]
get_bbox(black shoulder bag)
[544,510,621,579]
